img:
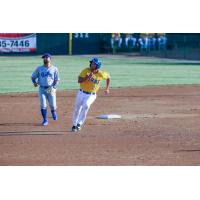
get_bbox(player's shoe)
[77,123,81,131]
[51,110,58,120]
[71,126,78,132]
[42,120,48,126]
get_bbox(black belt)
[40,86,50,89]
[80,89,95,95]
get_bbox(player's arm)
[104,72,111,94]
[31,67,39,87]
[31,77,38,87]
[78,69,93,83]
[53,80,59,89]
[53,68,60,89]
[104,77,110,94]
[78,76,87,83]
[78,74,92,83]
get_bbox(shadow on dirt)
[0,123,41,126]
[176,149,200,152]
[0,130,72,136]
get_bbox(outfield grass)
[0,55,200,93]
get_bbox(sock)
[41,109,47,121]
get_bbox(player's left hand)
[104,89,110,94]
[46,86,56,96]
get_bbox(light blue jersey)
[31,53,60,126]
[31,65,59,87]
[31,65,60,111]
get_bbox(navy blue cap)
[42,53,52,59]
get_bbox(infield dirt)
[1,85,200,165]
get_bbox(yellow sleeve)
[102,71,110,80]
[79,68,89,78]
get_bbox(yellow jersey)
[79,68,110,93]
[112,33,121,38]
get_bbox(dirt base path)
[1,85,200,165]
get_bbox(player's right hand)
[33,83,38,87]
[104,89,110,94]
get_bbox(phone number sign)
[0,33,36,52]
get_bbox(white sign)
[0,33,36,52]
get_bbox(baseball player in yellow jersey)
[71,58,111,132]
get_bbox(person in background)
[125,33,137,48]
[111,33,122,49]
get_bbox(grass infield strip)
[0,55,200,94]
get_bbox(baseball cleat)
[42,120,48,126]
[52,115,57,120]
[71,126,78,132]
[51,111,58,120]
[77,124,81,131]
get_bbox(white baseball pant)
[39,86,57,110]
[72,90,97,126]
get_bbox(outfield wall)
[37,33,68,54]
[25,33,200,60]
[37,33,104,55]
[0,33,104,55]
[1,33,200,59]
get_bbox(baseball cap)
[42,53,52,59]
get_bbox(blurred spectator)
[148,33,157,50]
[138,33,151,52]
[111,33,122,49]
[124,33,137,48]
[151,37,157,50]
[138,37,144,49]
[144,36,151,52]
[158,33,167,50]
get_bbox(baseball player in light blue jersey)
[31,53,60,126]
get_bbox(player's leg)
[72,90,84,131]
[132,38,137,48]
[39,87,48,126]
[125,37,129,47]
[118,37,122,48]
[76,93,97,129]
[111,38,114,48]
[47,92,57,121]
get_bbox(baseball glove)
[45,86,56,96]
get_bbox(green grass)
[0,55,200,94]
